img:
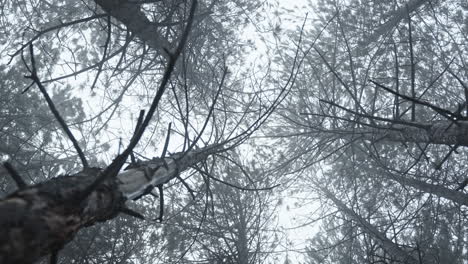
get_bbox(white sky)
[246,1,322,262]
[1,0,323,262]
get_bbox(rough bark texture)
[372,121,468,146]
[118,144,223,200]
[0,169,123,264]
[0,144,223,264]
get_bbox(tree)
[0,0,299,263]
[155,152,280,263]
[273,0,468,262]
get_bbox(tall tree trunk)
[0,144,222,264]
[320,186,419,264]
[380,170,468,207]
[236,196,249,264]
[322,120,468,146]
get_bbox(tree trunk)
[381,170,468,207]
[365,0,429,45]
[236,196,249,264]
[94,0,171,58]
[0,144,222,264]
[320,186,419,264]
[326,120,468,147]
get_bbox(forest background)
[1,0,467,263]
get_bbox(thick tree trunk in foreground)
[0,144,222,264]
[0,171,122,264]
[326,120,468,147]
[321,187,419,264]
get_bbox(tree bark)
[381,170,468,207]
[94,0,171,58]
[325,120,468,147]
[0,144,222,264]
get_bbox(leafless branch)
[90,15,112,91]
[2,162,27,189]
[8,14,108,64]
[78,0,198,201]
[24,44,89,168]
[407,4,416,121]
[369,80,458,122]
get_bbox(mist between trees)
[1,0,467,263]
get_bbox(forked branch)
[79,0,198,201]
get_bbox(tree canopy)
[1,0,468,263]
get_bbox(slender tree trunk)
[236,197,249,264]
[320,186,419,264]
[0,144,222,264]
[325,120,468,146]
[381,170,468,207]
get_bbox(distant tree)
[273,0,468,262]
[155,151,280,264]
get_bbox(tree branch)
[24,44,89,168]
[79,0,198,201]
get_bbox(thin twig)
[8,14,107,64]
[185,66,227,153]
[161,122,172,159]
[407,4,416,121]
[155,185,164,222]
[318,99,429,129]
[369,80,458,122]
[195,166,280,191]
[43,39,133,84]
[90,15,112,90]
[130,110,145,164]
[393,41,400,119]
[176,174,196,200]
[435,145,458,170]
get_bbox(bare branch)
[79,0,198,201]
[8,14,108,64]
[2,162,27,189]
[90,15,112,91]
[160,122,172,159]
[369,80,458,122]
[25,44,89,168]
[407,5,416,121]
[448,70,468,116]
[195,166,280,191]
[120,207,145,220]
[155,185,164,222]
